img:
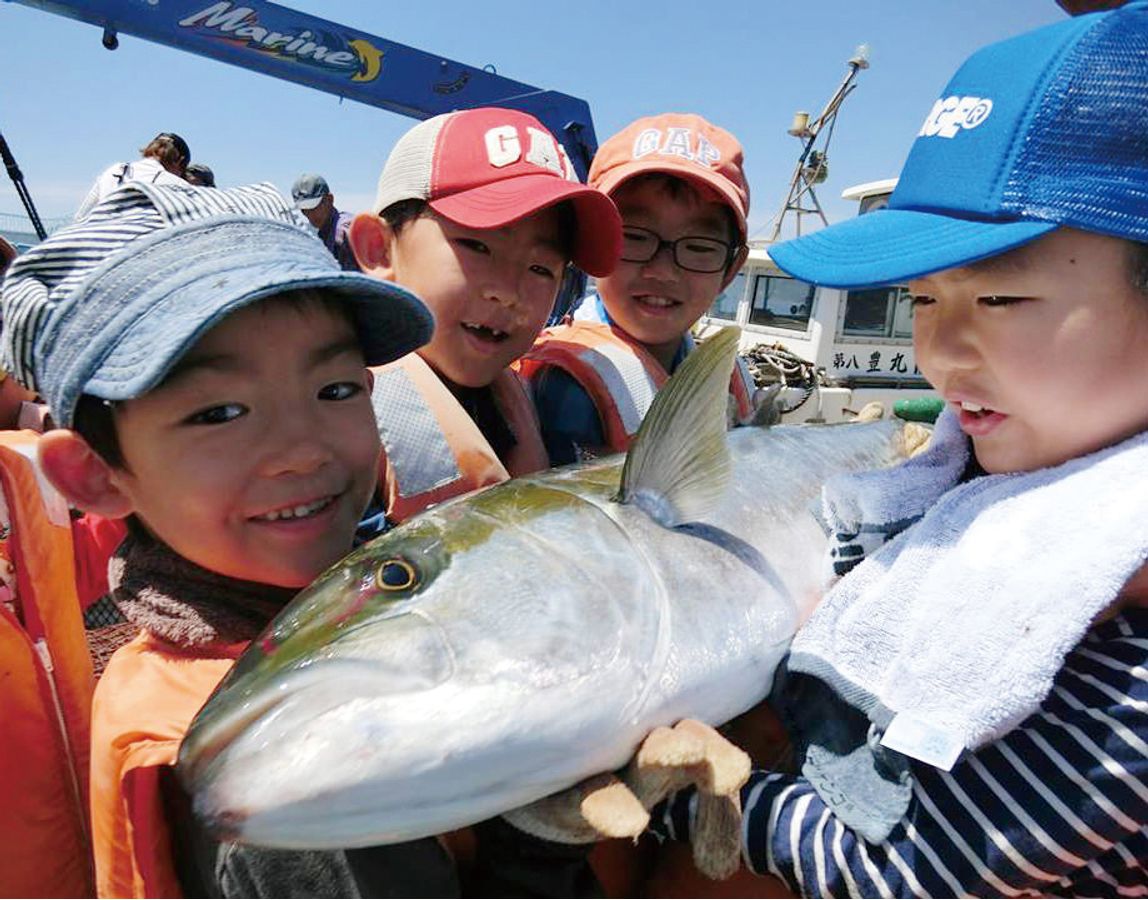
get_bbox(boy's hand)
[502,719,750,880]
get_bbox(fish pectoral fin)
[615,326,739,526]
[692,792,744,881]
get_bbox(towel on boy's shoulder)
[822,407,971,579]
[776,407,1148,842]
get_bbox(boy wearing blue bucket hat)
[652,4,1148,895]
[1,181,436,897]
[5,181,619,899]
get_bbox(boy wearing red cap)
[349,107,622,522]
[344,108,622,894]
[520,113,755,465]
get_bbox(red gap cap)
[373,107,622,277]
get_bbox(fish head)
[177,468,638,847]
[176,512,466,845]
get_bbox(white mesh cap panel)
[373,113,452,215]
[370,366,461,496]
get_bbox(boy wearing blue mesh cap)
[1,181,436,897]
[651,4,1148,895]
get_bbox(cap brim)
[61,217,433,419]
[767,209,1057,289]
[594,162,748,243]
[430,175,622,277]
[294,196,324,211]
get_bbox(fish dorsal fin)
[615,326,740,526]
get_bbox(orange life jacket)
[0,429,97,898]
[71,513,129,611]
[518,321,756,454]
[370,354,549,523]
[89,631,245,899]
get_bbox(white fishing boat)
[694,44,940,425]
[696,178,939,425]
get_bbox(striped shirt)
[1,181,306,397]
[74,158,188,223]
[658,607,1148,897]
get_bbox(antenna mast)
[767,45,869,243]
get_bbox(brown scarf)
[108,524,296,649]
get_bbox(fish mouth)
[182,617,451,756]
[180,655,450,837]
[178,608,456,837]
[179,659,363,787]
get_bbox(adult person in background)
[184,163,216,187]
[74,132,190,222]
[291,173,359,271]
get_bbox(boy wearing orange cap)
[520,113,755,465]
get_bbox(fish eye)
[375,558,418,592]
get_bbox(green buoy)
[893,396,944,423]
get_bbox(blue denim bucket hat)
[0,181,433,427]
[769,1,1148,289]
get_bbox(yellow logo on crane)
[349,39,384,82]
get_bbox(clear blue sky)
[0,0,1064,239]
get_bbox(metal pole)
[767,47,869,243]
[0,129,48,241]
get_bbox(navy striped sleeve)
[659,610,1148,897]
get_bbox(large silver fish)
[178,327,912,848]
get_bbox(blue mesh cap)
[0,181,434,427]
[770,2,1148,289]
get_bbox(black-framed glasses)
[620,226,736,274]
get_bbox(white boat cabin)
[696,179,938,424]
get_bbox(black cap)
[185,163,216,187]
[156,132,191,163]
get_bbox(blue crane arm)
[5,0,599,175]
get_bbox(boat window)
[858,193,891,215]
[749,274,814,332]
[707,270,745,321]
[891,288,914,338]
[842,285,913,338]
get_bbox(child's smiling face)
[597,178,739,367]
[910,228,1148,474]
[106,295,381,588]
[386,209,568,388]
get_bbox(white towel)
[790,409,1148,755]
[822,408,969,580]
